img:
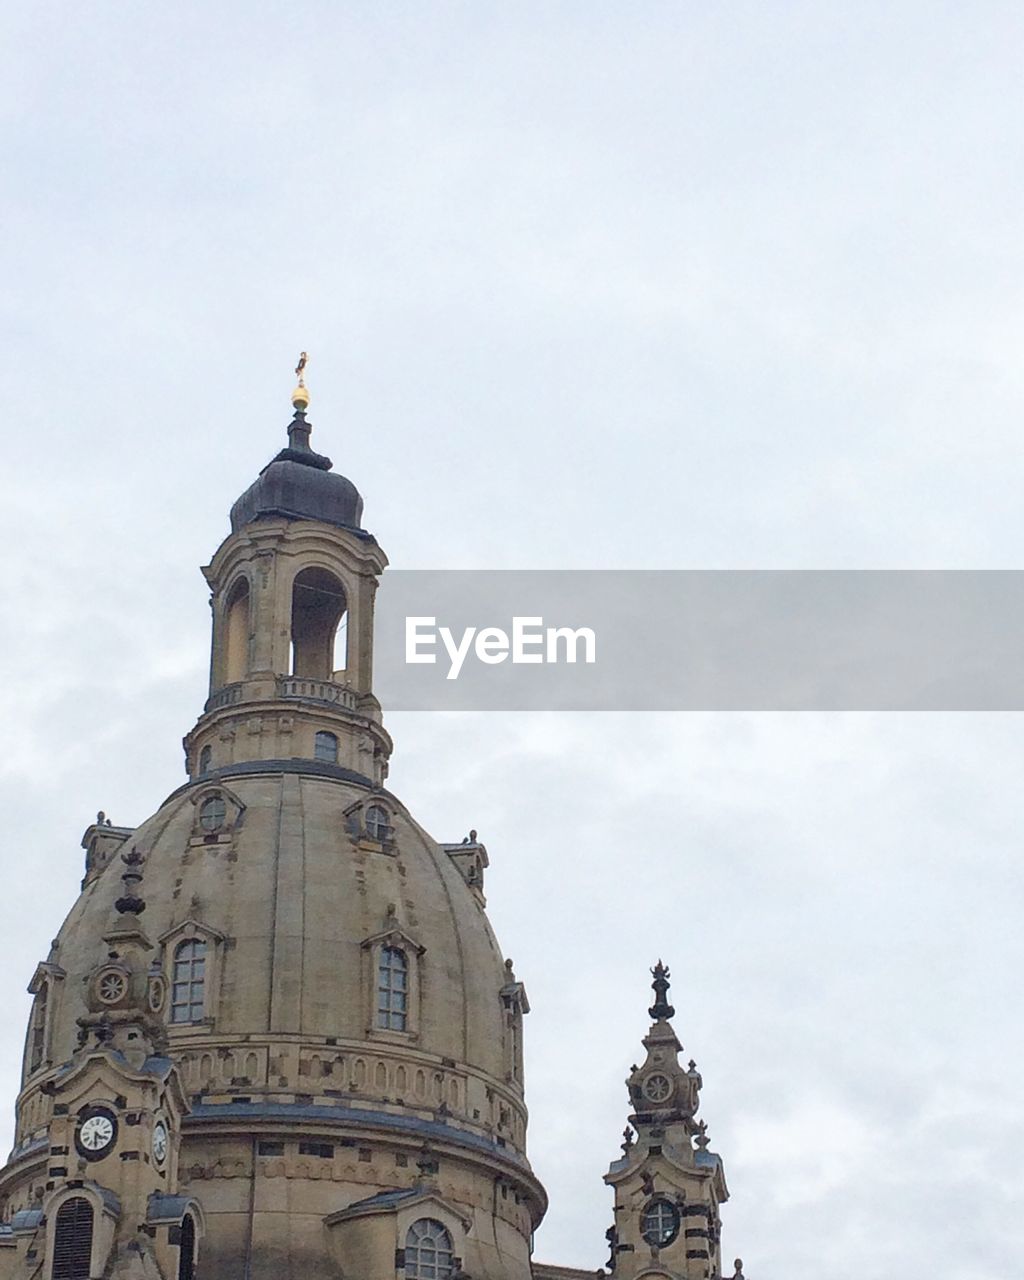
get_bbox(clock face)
[152,1121,168,1165]
[76,1109,117,1159]
[643,1073,672,1103]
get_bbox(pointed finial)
[695,1119,710,1150]
[732,1261,745,1280]
[291,351,310,411]
[115,847,146,916]
[621,1125,634,1154]
[648,960,675,1021]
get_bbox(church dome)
[0,381,543,1280]
[229,408,364,533]
[47,767,517,1100]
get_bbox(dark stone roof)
[147,1193,195,1224]
[160,758,378,809]
[188,1100,531,1171]
[230,411,365,534]
[346,1188,418,1210]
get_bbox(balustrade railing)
[277,676,357,710]
[205,682,243,713]
[204,677,358,714]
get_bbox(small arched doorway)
[177,1213,196,1280]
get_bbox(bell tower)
[184,358,391,787]
[0,851,201,1279]
[603,964,733,1280]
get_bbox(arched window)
[377,946,408,1031]
[29,981,48,1074]
[198,745,212,778]
[314,731,338,764]
[52,1196,93,1279]
[224,576,251,684]
[640,1198,680,1247]
[291,567,347,680]
[405,1218,453,1280]
[171,940,207,1024]
[177,1213,196,1280]
[366,804,391,842]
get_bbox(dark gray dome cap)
[229,411,365,534]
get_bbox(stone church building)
[0,373,744,1280]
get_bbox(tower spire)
[604,966,731,1278]
[648,959,675,1021]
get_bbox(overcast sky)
[2,4,1024,1277]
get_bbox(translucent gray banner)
[372,571,1024,710]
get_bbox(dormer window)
[189,784,243,845]
[315,731,338,763]
[377,946,408,1030]
[199,796,226,833]
[366,804,391,841]
[170,939,207,1024]
[161,920,225,1031]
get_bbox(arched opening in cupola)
[223,576,251,684]
[290,567,347,679]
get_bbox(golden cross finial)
[292,351,310,410]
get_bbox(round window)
[640,1198,680,1248]
[199,796,227,832]
[96,969,128,1005]
[643,1072,672,1102]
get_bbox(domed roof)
[230,410,364,533]
[47,764,514,1093]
